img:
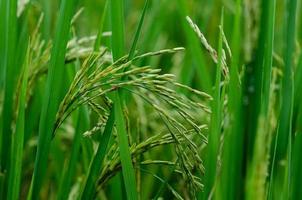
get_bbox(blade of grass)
[243,0,272,161]
[202,8,224,199]
[293,0,302,117]
[57,105,90,200]
[41,0,51,40]
[79,106,115,200]
[110,0,125,61]
[135,0,168,68]
[218,0,244,199]
[292,18,302,197]
[0,0,4,88]
[128,0,149,60]
[0,0,17,174]
[269,0,298,198]
[291,17,302,189]
[5,11,31,199]
[176,0,211,93]
[260,0,276,108]
[28,0,78,199]
[246,0,276,198]
[294,51,302,114]
[0,0,18,198]
[108,0,150,199]
[0,0,4,192]
[81,134,94,173]
[7,44,30,200]
[260,0,276,132]
[291,131,302,199]
[112,92,137,200]
[94,0,109,51]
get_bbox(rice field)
[0,0,301,199]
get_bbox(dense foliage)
[0,0,301,199]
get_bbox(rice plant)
[0,0,301,199]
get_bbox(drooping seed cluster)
[52,47,212,197]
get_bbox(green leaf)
[57,106,89,200]
[245,0,276,199]
[108,0,152,199]
[28,0,78,199]
[79,106,115,200]
[94,0,109,51]
[7,44,30,200]
[176,0,211,93]
[270,0,298,198]
[128,0,149,60]
[0,0,18,176]
[202,8,224,199]
[217,0,244,199]
[113,92,137,200]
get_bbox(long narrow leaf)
[176,0,211,92]
[79,106,115,199]
[7,44,30,200]
[0,0,17,177]
[94,0,109,51]
[0,0,18,198]
[28,0,77,199]
[202,9,224,199]
[246,0,276,199]
[128,0,149,60]
[57,106,89,200]
[109,0,147,199]
[218,0,244,199]
[270,0,298,198]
